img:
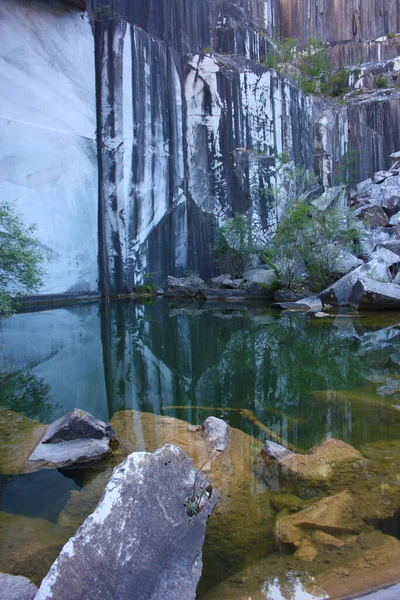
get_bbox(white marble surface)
[0,0,98,294]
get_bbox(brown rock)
[276,490,361,548]
[312,530,345,549]
[293,541,318,562]
[279,438,364,483]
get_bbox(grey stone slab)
[41,408,107,444]
[0,573,37,600]
[352,583,400,600]
[35,444,218,600]
[28,437,111,468]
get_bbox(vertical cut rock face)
[348,90,400,181]
[95,19,187,292]
[0,0,98,295]
[185,54,315,275]
[279,0,400,45]
[35,444,218,600]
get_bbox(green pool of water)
[1,298,400,597]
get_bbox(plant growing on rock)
[0,200,47,317]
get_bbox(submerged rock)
[261,440,294,462]
[260,438,365,485]
[0,409,47,475]
[276,490,361,556]
[35,444,218,600]
[28,409,114,469]
[0,573,37,600]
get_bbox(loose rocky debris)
[28,409,116,469]
[0,573,37,600]
[35,444,218,600]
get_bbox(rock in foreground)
[0,573,37,600]
[35,444,218,600]
[28,409,115,469]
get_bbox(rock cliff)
[0,0,399,293]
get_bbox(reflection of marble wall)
[0,304,108,423]
[0,0,98,294]
[2,301,400,448]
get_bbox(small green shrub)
[201,46,214,55]
[134,283,157,296]
[94,4,118,19]
[388,32,396,39]
[214,214,260,278]
[376,74,387,88]
[266,200,364,291]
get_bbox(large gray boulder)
[0,573,37,600]
[41,408,111,443]
[242,267,276,298]
[35,445,218,600]
[311,186,347,211]
[356,205,389,227]
[164,275,206,298]
[349,277,400,310]
[242,267,276,285]
[28,409,114,469]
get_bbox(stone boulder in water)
[349,277,400,310]
[28,409,116,469]
[35,444,218,600]
[164,275,206,298]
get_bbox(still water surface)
[1,298,400,597]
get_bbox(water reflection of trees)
[0,369,56,422]
[103,301,400,450]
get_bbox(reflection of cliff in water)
[100,300,400,450]
[1,300,400,449]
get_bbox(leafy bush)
[214,214,259,278]
[266,200,363,291]
[134,283,157,296]
[0,200,46,317]
[376,74,387,88]
[263,37,349,97]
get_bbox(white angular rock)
[311,186,347,211]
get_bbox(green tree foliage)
[0,200,45,316]
[214,214,258,278]
[0,369,56,422]
[264,37,349,97]
[266,199,363,291]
